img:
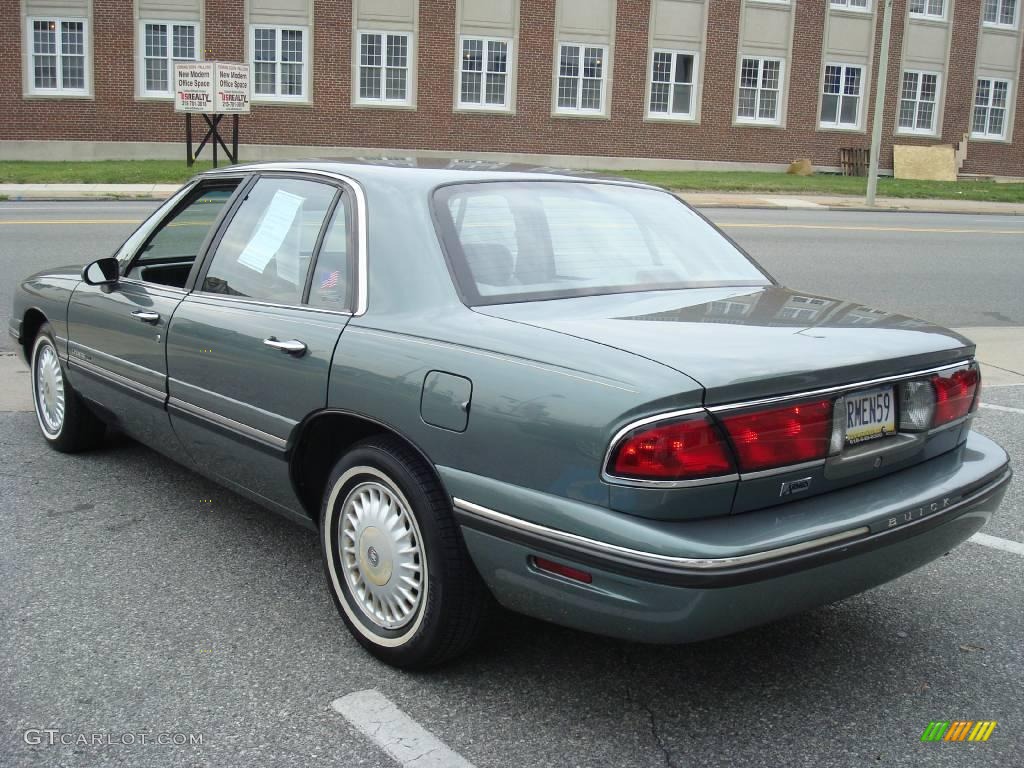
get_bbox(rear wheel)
[319,435,489,668]
[30,323,105,452]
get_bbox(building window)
[737,56,783,124]
[983,0,1018,27]
[648,50,697,119]
[908,0,945,19]
[358,32,411,105]
[556,43,608,114]
[250,25,308,101]
[898,70,939,134]
[972,78,1010,139]
[27,17,88,95]
[140,22,198,97]
[459,37,510,109]
[820,63,863,128]
[830,0,870,11]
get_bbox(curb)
[0,194,171,202]
[688,202,1024,216]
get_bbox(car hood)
[474,286,975,403]
[27,264,85,281]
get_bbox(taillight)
[608,415,735,480]
[932,367,980,426]
[718,399,833,472]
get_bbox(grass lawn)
[0,160,214,185]
[0,160,1022,203]
[608,170,1024,203]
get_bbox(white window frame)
[819,62,864,130]
[646,48,698,121]
[897,69,941,135]
[25,16,89,96]
[138,20,200,99]
[908,0,946,20]
[971,77,1012,140]
[554,42,609,116]
[983,0,1020,29]
[735,55,784,125]
[356,30,413,106]
[249,24,309,103]
[829,0,871,12]
[457,35,512,111]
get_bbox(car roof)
[198,157,654,191]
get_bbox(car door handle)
[130,310,160,324]
[263,337,307,356]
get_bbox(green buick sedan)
[9,161,1011,668]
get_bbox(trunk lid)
[475,286,974,404]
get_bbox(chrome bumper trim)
[453,467,1011,574]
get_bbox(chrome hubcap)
[339,480,424,630]
[35,343,65,436]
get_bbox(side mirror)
[82,257,120,286]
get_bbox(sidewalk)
[2,183,1024,215]
[0,183,180,200]
[678,191,1024,216]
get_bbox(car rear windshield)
[432,181,770,305]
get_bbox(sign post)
[175,61,250,168]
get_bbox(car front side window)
[200,177,337,305]
[124,183,239,288]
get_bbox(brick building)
[3,0,1022,176]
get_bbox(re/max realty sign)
[174,62,250,114]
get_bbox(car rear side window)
[433,181,769,305]
[201,177,337,305]
[306,195,352,311]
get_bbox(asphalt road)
[2,201,1023,767]
[1,202,1024,344]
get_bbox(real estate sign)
[174,62,250,114]
[174,61,215,113]
[214,62,251,114]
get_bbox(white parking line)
[970,533,1024,557]
[331,689,476,768]
[979,403,1024,415]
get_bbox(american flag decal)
[320,270,339,289]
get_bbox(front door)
[66,181,242,452]
[166,175,354,518]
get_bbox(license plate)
[845,386,895,445]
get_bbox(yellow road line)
[721,222,1024,235]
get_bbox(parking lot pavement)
[3,202,1022,766]
[2,383,1023,767]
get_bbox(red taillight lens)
[719,399,833,473]
[532,557,593,584]
[932,367,979,426]
[609,416,735,480]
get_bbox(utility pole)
[866,0,894,206]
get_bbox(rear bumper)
[451,432,1010,643]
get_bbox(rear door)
[166,174,355,518]
[66,179,242,451]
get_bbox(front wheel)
[319,436,489,668]
[30,323,105,452]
